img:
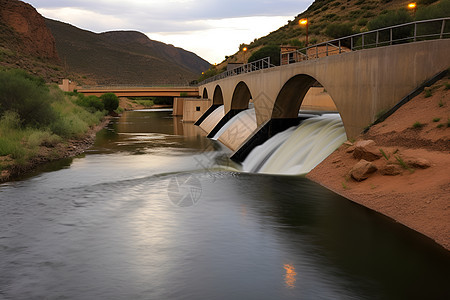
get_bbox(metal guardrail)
[199,57,274,85]
[80,84,196,89]
[282,17,449,63]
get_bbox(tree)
[248,45,281,66]
[100,93,119,112]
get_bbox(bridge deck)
[78,87,199,97]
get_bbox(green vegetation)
[424,89,432,98]
[412,121,425,129]
[100,93,119,112]
[394,155,414,172]
[325,23,355,39]
[438,99,444,107]
[0,69,106,170]
[436,123,444,128]
[379,148,390,160]
[433,117,441,122]
[444,82,450,90]
[248,45,281,66]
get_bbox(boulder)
[404,157,431,169]
[353,140,382,161]
[350,159,378,181]
[380,164,403,176]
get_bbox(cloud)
[148,16,293,63]
[28,0,312,63]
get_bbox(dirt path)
[307,79,450,250]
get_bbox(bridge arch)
[231,81,252,110]
[202,88,208,99]
[272,74,321,119]
[213,85,224,105]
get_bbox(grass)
[424,89,432,98]
[412,121,425,129]
[433,117,441,122]
[437,123,444,128]
[379,148,390,160]
[394,155,414,173]
[132,99,154,107]
[341,182,349,190]
[444,82,450,90]
[0,70,106,171]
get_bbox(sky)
[25,0,314,64]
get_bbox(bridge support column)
[195,104,221,126]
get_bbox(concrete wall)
[183,99,212,122]
[58,79,78,92]
[199,39,450,139]
[173,97,184,116]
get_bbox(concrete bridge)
[196,18,450,159]
[78,86,199,97]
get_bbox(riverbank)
[307,78,450,251]
[0,117,110,182]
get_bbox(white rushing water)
[212,108,256,140]
[242,114,347,175]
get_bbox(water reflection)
[284,263,297,288]
[1,110,449,299]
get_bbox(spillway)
[214,109,257,151]
[242,114,346,175]
[199,105,224,134]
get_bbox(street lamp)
[243,47,248,63]
[299,18,308,47]
[408,2,417,16]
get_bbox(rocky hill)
[0,0,210,85]
[218,0,445,69]
[45,19,210,85]
[0,0,64,82]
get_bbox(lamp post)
[408,2,417,17]
[299,18,308,47]
[243,47,248,64]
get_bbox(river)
[1,110,449,299]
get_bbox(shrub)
[0,70,57,127]
[248,45,281,66]
[75,94,105,112]
[367,10,413,42]
[325,23,355,38]
[412,121,424,128]
[367,10,413,30]
[418,0,438,4]
[100,93,119,112]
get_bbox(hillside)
[217,0,446,70]
[0,0,65,82]
[45,19,210,85]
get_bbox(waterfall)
[242,114,346,175]
[213,109,257,152]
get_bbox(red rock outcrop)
[0,0,59,61]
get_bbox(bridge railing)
[199,57,275,85]
[282,17,449,64]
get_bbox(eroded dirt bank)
[307,79,450,251]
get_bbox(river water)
[1,110,449,299]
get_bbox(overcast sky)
[25,0,314,64]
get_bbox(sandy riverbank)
[307,79,450,250]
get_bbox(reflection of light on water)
[284,263,297,288]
